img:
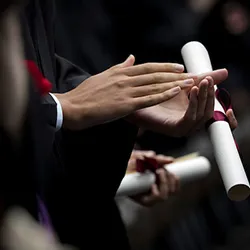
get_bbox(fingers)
[182,77,215,134]
[144,170,179,206]
[129,72,196,87]
[166,171,180,193]
[196,68,228,86]
[131,150,156,160]
[139,184,160,206]
[154,154,174,165]
[123,63,185,76]
[183,86,199,123]
[141,150,156,158]
[115,54,135,68]
[196,78,209,121]
[134,168,180,207]
[142,169,169,205]
[131,79,194,97]
[226,109,238,130]
[134,86,182,109]
[203,76,215,121]
[156,168,169,198]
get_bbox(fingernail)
[184,79,194,85]
[171,86,181,94]
[174,64,185,72]
[156,169,161,174]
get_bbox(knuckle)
[151,83,161,94]
[146,94,154,105]
[115,78,129,88]
[153,93,164,103]
[196,112,204,121]
[171,81,179,88]
[162,91,171,100]
[109,67,120,75]
[164,63,171,70]
[186,114,196,123]
[154,73,164,82]
[190,115,197,122]
[182,73,190,79]
[144,63,153,73]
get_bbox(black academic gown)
[21,0,138,249]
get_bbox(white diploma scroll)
[181,41,250,201]
[116,156,211,197]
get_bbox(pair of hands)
[57,55,237,135]
[127,150,179,207]
[57,55,195,130]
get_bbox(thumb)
[120,54,135,68]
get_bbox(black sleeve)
[55,54,91,93]
[41,54,91,130]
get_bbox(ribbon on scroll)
[136,157,163,185]
[206,88,239,150]
[136,157,161,173]
[206,88,231,127]
[117,154,211,196]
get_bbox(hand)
[128,70,238,137]
[127,150,180,207]
[55,55,198,130]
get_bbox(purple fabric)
[36,195,53,235]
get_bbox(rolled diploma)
[181,41,250,201]
[116,156,211,197]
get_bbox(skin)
[127,150,180,207]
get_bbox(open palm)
[129,69,237,137]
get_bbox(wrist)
[54,93,75,130]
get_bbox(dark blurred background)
[55,0,250,249]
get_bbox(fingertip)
[144,151,156,157]
[156,168,165,175]
[129,54,135,61]
[199,78,209,86]
[171,86,181,95]
[128,54,135,64]
[190,86,199,97]
[151,183,160,197]
[205,76,214,86]
[122,54,135,67]
[227,109,238,129]
[174,64,185,72]
[156,155,174,163]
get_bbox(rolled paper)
[181,41,250,201]
[116,156,211,197]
